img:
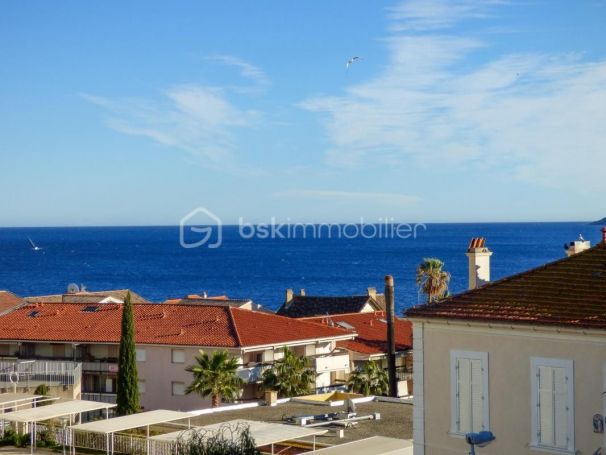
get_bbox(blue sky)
[1,0,605,226]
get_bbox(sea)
[0,222,602,314]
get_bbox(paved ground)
[187,399,412,446]
[0,448,52,455]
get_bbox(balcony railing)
[315,354,350,373]
[81,392,117,404]
[81,361,119,373]
[0,359,81,389]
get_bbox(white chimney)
[564,235,590,257]
[285,289,294,306]
[367,287,377,300]
[300,289,306,296]
[466,238,492,290]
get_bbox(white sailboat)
[28,237,42,251]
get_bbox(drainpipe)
[385,275,397,398]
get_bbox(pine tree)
[116,291,140,415]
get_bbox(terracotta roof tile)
[406,242,606,329]
[304,312,412,355]
[0,291,24,313]
[0,302,353,348]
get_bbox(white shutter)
[451,350,489,436]
[457,358,472,434]
[538,366,555,445]
[471,359,484,432]
[531,358,574,452]
[553,367,569,448]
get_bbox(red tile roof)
[407,242,606,329]
[304,312,412,355]
[0,291,23,313]
[0,302,353,348]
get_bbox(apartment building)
[304,311,413,394]
[406,232,606,455]
[0,301,355,411]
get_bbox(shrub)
[174,422,260,455]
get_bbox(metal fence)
[0,360,81,389]
[34,423,175,455]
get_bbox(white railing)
[35,424,175,455]
[0,360,81,389]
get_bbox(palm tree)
[262,348,315,398]
[416,257,450,303]
[186,350,243,407]
[348,361,389,396]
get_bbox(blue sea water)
[0,222,602,314]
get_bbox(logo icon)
[180,207,223,249]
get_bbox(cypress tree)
[116,291,140,415]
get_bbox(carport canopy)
[1,400,115,423]
[309,436,413,454]
[149,419,327,447]
[69,409,193,434]
[0,393,43,411]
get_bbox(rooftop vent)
[28,310,40,318]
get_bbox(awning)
[309,436,413,454]
[0,393,42,410]
[70,409,193,434]
[2,400,115,423]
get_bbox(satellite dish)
[67,283,80,294]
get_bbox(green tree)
[116,292,140,415]
[416,257,450,303]
[186,350,243,408]
[262,348,315,398]
[348,360,389,396]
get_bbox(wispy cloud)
[274,190,419,206]
[387,0,506,32]
[300,0,606,191]
[208,55,269,88]
[83,56,266,170]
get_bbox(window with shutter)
[450,351,489,436]
[531,358,574,452]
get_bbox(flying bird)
[346,56,362,69]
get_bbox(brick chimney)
[466,237,492,290]
[564,234,590,257]
[602,227,606,244]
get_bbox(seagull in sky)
[346,56,362,69]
